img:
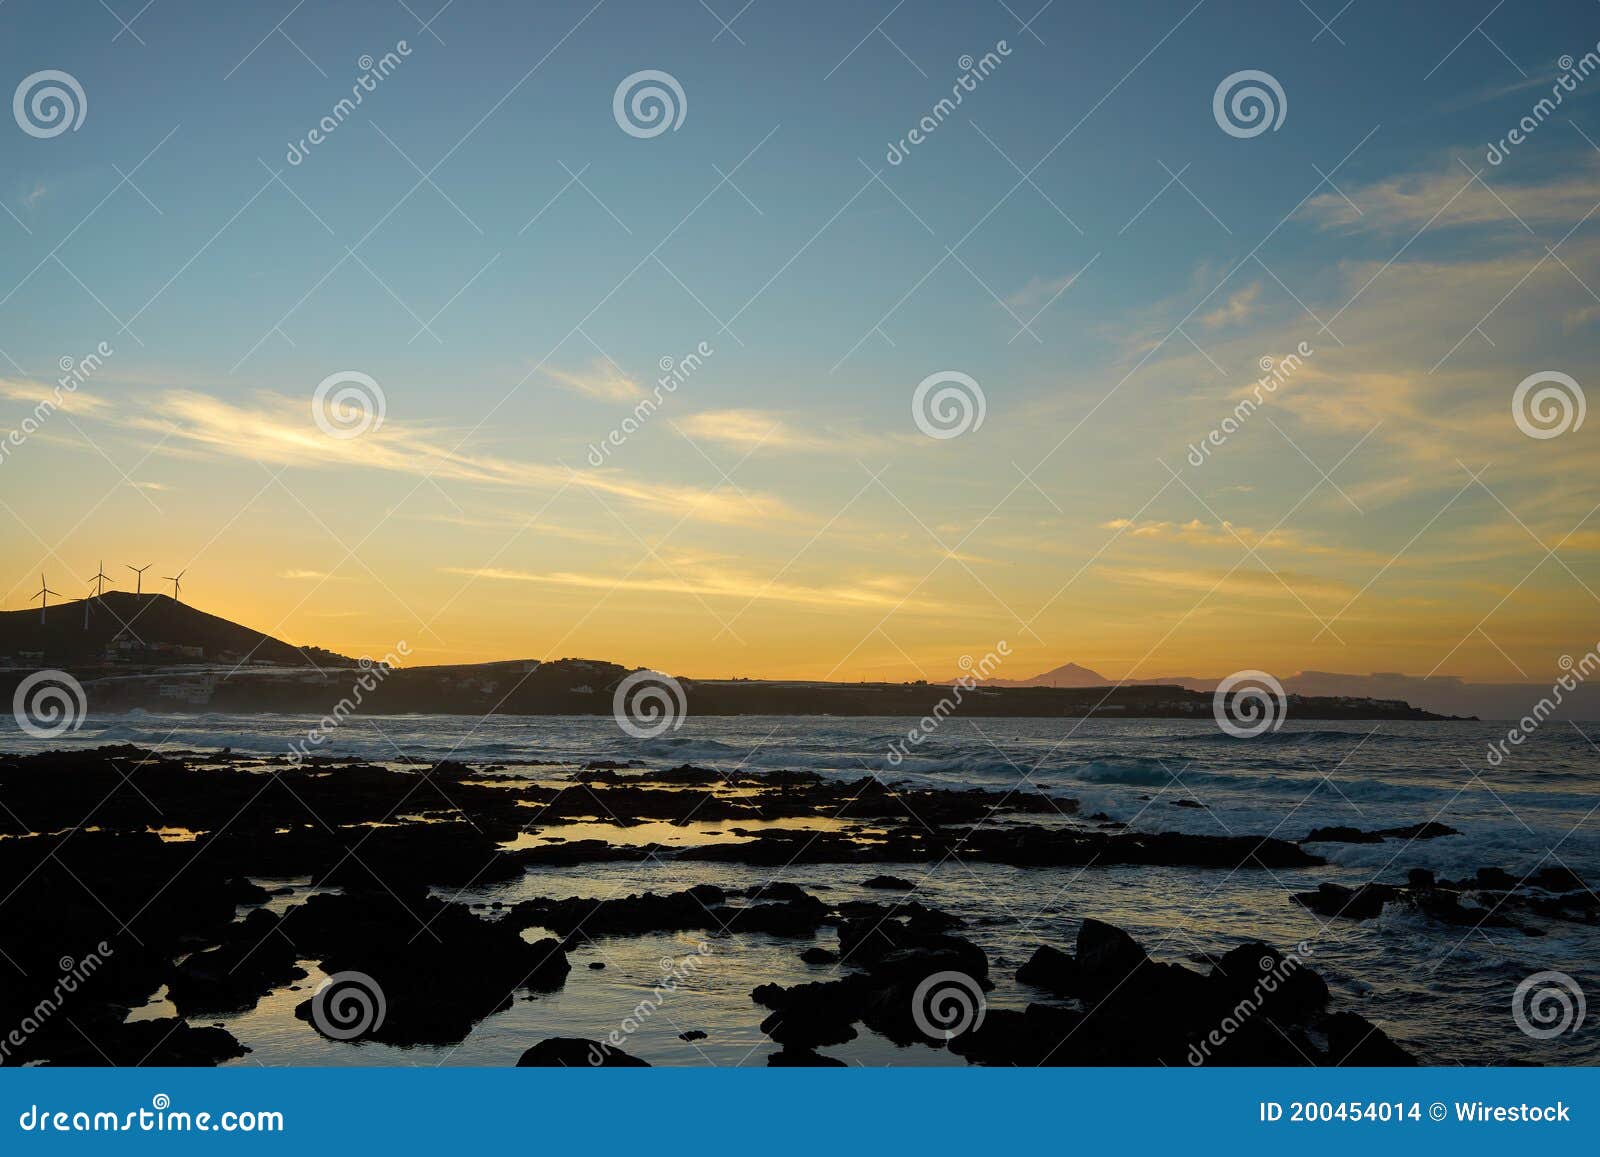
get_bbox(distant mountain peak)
[1023,661,1108,686]
[966,660,1110,687]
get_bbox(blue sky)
[2,0,1598,680]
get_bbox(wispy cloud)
[1300,156,1600,233]
[0,378,116,417]
[675,408,904,455]
[1199,283,1261,329]
[93,388,800,527]
[543,358,641,401]
[1005,271,1083,309]
[442,564,954,614]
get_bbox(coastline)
[0,733,1591,1067]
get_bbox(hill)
[0,592,348,668]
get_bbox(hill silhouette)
[0,592,348,668]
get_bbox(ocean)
[3,713,1596,1066]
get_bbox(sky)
[1,0,1598,683]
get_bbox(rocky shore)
[0,746,1585,1066]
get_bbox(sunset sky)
[2,0,1597,681]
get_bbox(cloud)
[1097,517,1308,550]
[1199,283,1261,329]
[675,408,903,455]
[544,359,641,401]
[1299,156,1600,234]
[443,564,954,615]
[1005,272,1084,310]
[101,389,800,527]
[279,569,349,581]
[0,379,116,418]
[1105,564,1354,603]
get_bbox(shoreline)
[1,744,1591,1067]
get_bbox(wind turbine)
[32,574,59,624]
[127,563,151,595]
[164,569,186,602]
[90,561,113,597]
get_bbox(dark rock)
[767,1048,846,1066]
[1377,822,1459,840]
[1304,826,1383,844]
[1016,944,1078,997]
[512,887,731,936]
[1291,882,1397,921]
[1211,943,1328,1021]
[744,882,814,904]
[167,908,307,1017]
[862,874,917,890]
[1076,918,1146,984]
[23,1015,248,1067]
[713,892,830,937]
[1320,1011,1416,1065]
[678,1030,707,1041]
[754,976,872,1049]
[800,947,837,965]
[1529,866,1586,893]
[516,1038,649,1067]
[288,890,570,1047]
[950,1004,1082,1066]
